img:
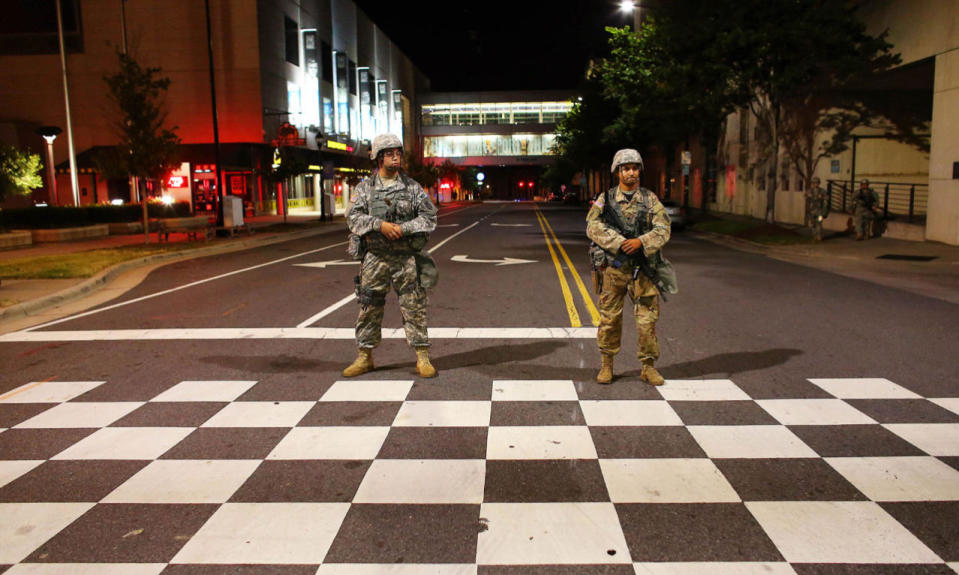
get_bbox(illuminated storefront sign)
[325,140,354,152]
[167,175,187,188]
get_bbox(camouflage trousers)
[854,209,875,238]
[809,216,823,241]
[355,252,430,349]
[596,264,660,361]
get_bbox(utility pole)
[205,0,224,227]
[55,0,80,206]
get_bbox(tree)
[0,144,43,203]
[95,52,181,188]
[678,0,904,220]
[404,151,438,190]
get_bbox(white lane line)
[22,241,348,332]
[0,327,598,342]
[295,220,482,328]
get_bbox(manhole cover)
[876,254,938,262]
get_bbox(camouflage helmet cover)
[371,133,403,159]
[611,148,644,173]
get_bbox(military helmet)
[860,178,870,186]
[810,176,820,185]
[611,148,644,173]
[371,133,403,159]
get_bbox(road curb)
[0,225,340,322]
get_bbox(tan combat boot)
[415,347,437,378]
[597,354,614,384]
[641,361,665,386]
[342,348,374,377]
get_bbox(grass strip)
[0,243,198,279]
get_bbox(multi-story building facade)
[0,0,429,216]
[420,91,575,201]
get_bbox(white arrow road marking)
[436,223,460,228]
[450,255,537,266]
[490,223,531,227]
[294,260,360,269]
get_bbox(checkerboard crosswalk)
[1,377,958,573]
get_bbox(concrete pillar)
[925,49,959,245]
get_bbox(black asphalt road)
[2,201,958,398]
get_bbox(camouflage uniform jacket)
[806,186,830,218]
[347,172,437,254]
[852,188,879,214]
[586,186,671,259]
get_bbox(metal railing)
[826,179,928,223]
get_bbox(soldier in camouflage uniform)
[343,133,439,378]
[852,178,880,241]
[805,176,830,241]
[587,149,671,386]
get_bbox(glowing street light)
[619,0,643,32]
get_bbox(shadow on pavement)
[652,348,804,379]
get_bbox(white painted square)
[201,401,314,428]
[0,381,104,404]
[170,502,349,564]
[316,565,476,574]
[52,427,193,460]
[393,401,491,427]
[755,399,876,425]
[4,564,166,574]
[600,458,740,503]
[476,502,631,564]
[353,459,485,503]
[808,378,920,399]
[319,380,414,402]
[884,423,959,456]
[632,564,797,575]
[0,502,95,563]
[487,426,597,459]
[580,400,683,426]
[657,379,750,401]
[686,426,818,459]
[492,380,579,401]
[102,459,261,503]
[930,398,959,416]
[267,426,389,460]
[826,456,959,501]
[0,460,43,488]
[14,402,144,429]
[746,501,940,563]
[151,380,257,402]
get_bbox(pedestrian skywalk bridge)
[1,377,958,573]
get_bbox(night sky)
[352,0,634,92]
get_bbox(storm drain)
[876,254,938,262]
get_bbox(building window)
[321,42,333,83]
[284,16,299,66]
[348,60,357,95]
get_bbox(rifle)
[610,249,669,302]
[600,191,669,302]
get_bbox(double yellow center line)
[534,207,600,327]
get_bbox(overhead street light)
[618,0,644,32]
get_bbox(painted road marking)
[535,210,581,327]
[450,255,536,266]
[536,207,600,326]
[294,260,360,269]
[0,327,598,342]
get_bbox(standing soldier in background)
[805,176,830,241]
[587,148,675,386]
[852,178,880,241]
[343,133,439,378]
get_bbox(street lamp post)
[55,0,80,206]
[36,126,62,205]
[619,0,644,32]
